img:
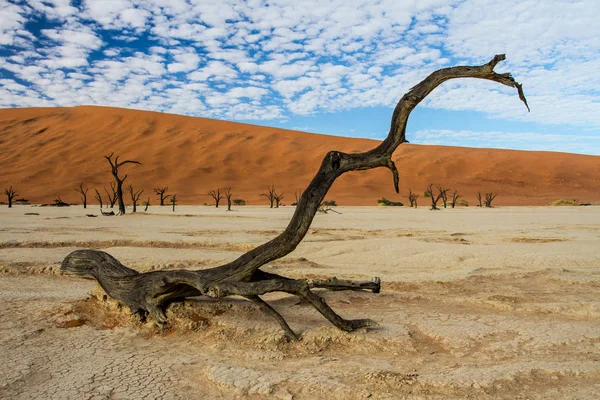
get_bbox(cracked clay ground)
[1,206,599,399]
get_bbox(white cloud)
[0,0,598,154]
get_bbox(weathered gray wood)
[62,55,528,339]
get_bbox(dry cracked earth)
[1,205,599,399]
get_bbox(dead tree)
[476,192,483,207]
[171,194,177,212]
[105,153,141,215]
[154,187,170,206]
[274,192,284,208]
[74,182,89,209]
[127,185,144,213]
[105,183,117,209]
[94,189,103,209]
[261,185,276,208]
[208,189,223,208]
[293,189,302,206]
[451,190,461,208]
[4,186,18,208]
[225,188,233,211]
[408,189,419,208]
[425,184,444,210]
[485,193,498,208]
[436,185,450,208]
[143,198,150,211]
[62,55,528,340]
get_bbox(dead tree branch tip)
[62,55,528,340]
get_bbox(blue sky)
[1,0,599,155]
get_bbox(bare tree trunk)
[476,192,483,207]
[4,186,18,208]
[485,193,497,207]
[62,55,528,340]
[154,187,170,206]
[94,188,103,209]
[451,190,461,208]
[128,185,143,213]
[208,189,223,208]
[75,182,88,208]
[171,194,177,212]
[105,153,141,215]
[225,188,233,211]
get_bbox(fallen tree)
[62,55,528,340]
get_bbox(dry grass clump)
[548,199,579,206]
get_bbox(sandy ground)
[0,204,599,399]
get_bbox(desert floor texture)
[0,205,599,399]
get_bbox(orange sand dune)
[0,106,598,206]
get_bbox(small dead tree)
[425,184,444,210]
[74,182,89,209]
[62,55,528,341]
[451,190,461,208]
[225,188,233,211]
[127,185,144,213]
[208,189,223,208]
[105,183,117,209]
[261,185,276,208]
[94,189,103,209]
[170,194,177,212]
[142,198,150,211]
[484,193,497,208]
[436,185,450,208]
[105,153,141,215]
[476,192,483,207]
[408,189,419,208]
[274,192,284,208]
[4,186,18,208]
[293,189,302,206]
[154,187,170,206]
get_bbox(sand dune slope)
[0,106,598,206]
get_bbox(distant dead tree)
[476,192,483,207]
[225,188,233,211]
[127,185,144,213]
[4,186,18,208]
[261,185,276,208]
[54,197,69,207]
[208,189,223,208]
[425,184,444,210]
[408,189,419,208]
[274,192,284,208]
[105,183,117,208]
[484,193,497,208]
[170,194,177,212]
[105,153,141,215]
[142,198,150,211]
[293,189,302,206]
[61,54,528,341]
[154,187,170,206]
[74,182,89,209]
[451,190,461,208]
[436,185,450,208]
[94,189,103,209]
